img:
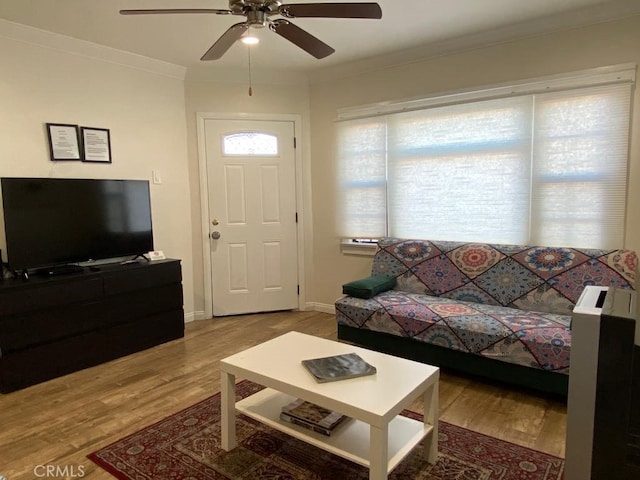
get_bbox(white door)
[204,119,298,316]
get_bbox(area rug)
[88,381,564,479]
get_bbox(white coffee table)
[220,331,439,480]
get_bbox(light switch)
[152,170,162,184]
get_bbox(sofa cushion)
[336,291,572,374]
[342,275,396,299]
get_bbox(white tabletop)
[220,331,439,424]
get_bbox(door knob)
[211,231,221,240]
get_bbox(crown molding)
[309,0,640,84]
[0,18,186,80]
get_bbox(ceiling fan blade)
[120,9,231,15]
[270,19,334,59]
[201,23,249,61]
[279,2,382,19]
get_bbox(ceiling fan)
[120,1,382,60]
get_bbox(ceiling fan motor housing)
[230,0,282,27]
[229,0,281,14]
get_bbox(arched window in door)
[223,132,278,156]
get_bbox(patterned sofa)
[336,238,637,395]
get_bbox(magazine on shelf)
[279,412,337,436]
[280,398,347,436]
[301,352,376,383]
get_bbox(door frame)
[196,112,308,318]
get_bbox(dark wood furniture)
[0,259,184,393]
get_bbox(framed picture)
[46,123,81,161]
[81,127,112,163]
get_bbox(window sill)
[340,240,377,256]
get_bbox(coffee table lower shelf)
[236,387,431,472]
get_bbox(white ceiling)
[1,0,640,76]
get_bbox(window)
[337,68,634,249]
[337,118,387,237]
[223,132,278,156]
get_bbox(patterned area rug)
[88,381,564,479]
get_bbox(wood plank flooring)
[0,311,566,479]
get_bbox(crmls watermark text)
[33,465,85,478]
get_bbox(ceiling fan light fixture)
[241,34,259,45]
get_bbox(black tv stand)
[0,259,184,393]
[35,264,84,277]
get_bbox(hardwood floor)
[0,311,567,479]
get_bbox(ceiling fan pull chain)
[248,44,253,96]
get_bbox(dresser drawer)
[0,277,103,316]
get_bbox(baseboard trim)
[186,305,333,320]
[184,311,208,323]
[306,302,335,314]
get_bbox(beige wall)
[308,15,640,307]
[0,30,194,316]
[4,14,640,316]
[184,79,311,316]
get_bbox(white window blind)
[387,96,533,243]
[337,71,633,249]
[530,85,631,248]
[337,117,387,237]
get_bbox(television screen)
[1,177,153,272]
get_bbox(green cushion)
[342,275,396,299]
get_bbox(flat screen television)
[1,177,153,272]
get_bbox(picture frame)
[46,123,81,161]
[81,127,112,163]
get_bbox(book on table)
[301,352,376,383]
[280,398,347,436]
